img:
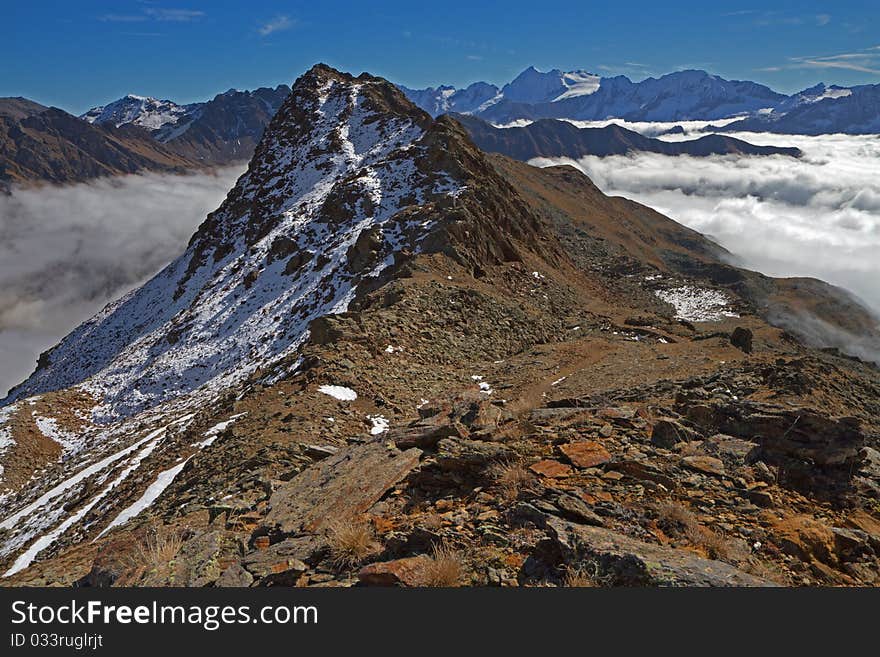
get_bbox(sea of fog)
[530,126,880,321]
[0,166,246,395]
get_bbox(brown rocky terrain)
[0,85,289,188]
[155,86,291,164]
[1,65,878,588]
[0,100,200,187]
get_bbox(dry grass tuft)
[685,525,739,561]
[657,501,741,562]
[563,568,598,588]
[130,527,183,572]
[417,543,466,587]
[656,501,699,535]
[327,519,380,569]
[488,459,534,501]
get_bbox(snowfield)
[655,286,740,323]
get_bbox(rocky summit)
[0,65,878,588]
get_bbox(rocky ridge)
[0,65,878,587]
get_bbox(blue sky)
[2,1,878,114]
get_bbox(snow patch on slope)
[97,457,193,539]
[81,95,195,131]
[655,286,739,322]
[33,415,83,455]
[319,385,357,401]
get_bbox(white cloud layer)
[0,166,245,395]
[530,131,880,317]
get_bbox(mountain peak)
[8,66,518,418]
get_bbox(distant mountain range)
[716,83,880,135]
[453,114,802,161]
[401,67,880,134]
[0,97,195,186]
[2,65,877,188]
[81,85,291,163]
[0,86,290,187]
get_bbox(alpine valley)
[1,65,879,588]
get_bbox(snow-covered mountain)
[500,66,601,103]
[80,86,291,164]
[402,67,786,123]
[81,95,197,131]
[719,83,880,135]
[397,81,500,116]
[400,67,880,134]
[6,67,463,420]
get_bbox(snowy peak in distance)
[81,94,196,131]
[401,66,784,122]
[502,66,600,103]
[795,82,853,103]
[397,81,501,116]
[719,82,880,135]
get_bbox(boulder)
[608,460,676,490]
[435,437,510,472]
[216,563,255,587]
[651,418,699,448]
[242,536,317,584]
[529,460,573,479]
[730,327,753,353]
[262,438,421,536]
[553,494,605,526]
[546,516,776,587]
[682,455,726,477]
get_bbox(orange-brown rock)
[530,460,573,479]
[559,441,611,469]
[358,556,432,586]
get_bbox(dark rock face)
[731,327,754,353]
[676,396,866,498]
[158,85,291,164]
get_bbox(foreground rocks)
[544,517,775,587]
[261,439,422,536]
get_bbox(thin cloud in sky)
[800,60,880,74]
[258,15,294,36]
[99,8,205,23]
[793,51,880,74]
[145,8,205,22]
[99,14,148,23]
[760,47,880,76]
[727,10,834,28]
